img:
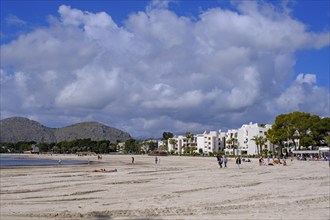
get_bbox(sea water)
[0,154,88,167]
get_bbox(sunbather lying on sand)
[91,169,117,173]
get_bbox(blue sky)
[1,0,329,138]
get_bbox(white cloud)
[276,74,329,114]
[1,2,329,138]
[5,14,26,26]
[295,73,316,85]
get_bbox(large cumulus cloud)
[1,1,329,138]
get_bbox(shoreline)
[0,154,96,168]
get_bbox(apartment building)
[168,131,226,155]
[168,123,273,156]
[168,135,186,154]
[236,123,273,155]
[224,129,239,155]
[196,131,226,154]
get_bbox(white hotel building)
[168,123,273,156]
[225,123,273,155]
[168,131,226,155]
[195,131,226,154]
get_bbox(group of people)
[217,154,258,168]
[217,155,242,168]
[259,156,287,166]
[216,154,227,168]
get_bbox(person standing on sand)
[216,154,223,168]
[58,159,61,165]
[132,157,134,164]
[224,156,228,168]
[236,156,241,169]
[259,156,264,166]
[155,156,158,164]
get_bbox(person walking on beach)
[236,156,241,169]
[155,156,158,164]
[216,154,223,168]
[58,159,61,165]
[131,157,134,164]
[259,156,264,166]
[224,156,228,168]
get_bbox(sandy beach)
[1,154,329,220]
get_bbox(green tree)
[162,132,173,148]
[310,117,330,147]
[185,132,194,153]
[162,132,174,140]
[266,112,329,156]
[146,140,157,152]
[124,138,140,154]
[324,135,330,147]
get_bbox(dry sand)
[0,154,329,220]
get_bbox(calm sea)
[0,155,88,167]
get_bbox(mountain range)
[0,117,131,143]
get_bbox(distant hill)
[0,117,131,143]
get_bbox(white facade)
[168,131,226,155]
[224,129,239,155]
[157,140,166,148]
[196,131,226,154]
[168,123,273,156]
[236,123,273,155]
[168,135,186,154]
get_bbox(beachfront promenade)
[1,154,329,220]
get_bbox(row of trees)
[0,139,119,154]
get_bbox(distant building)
[31,145,40,154]
[117,142,125,153]
[157,140,166,148]
[168,123,273,156]
[168,135,186,154]
[224,123,273,156]
[196,131,226,155]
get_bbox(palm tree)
[226,138,238,156]
[185,132,194,154]
[251,136,267,156]
[190,143,197,154]
[169,138,177,153]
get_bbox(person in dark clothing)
[236,156,241,169]
[217,154,223,168]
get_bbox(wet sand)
[1,154,329,220]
